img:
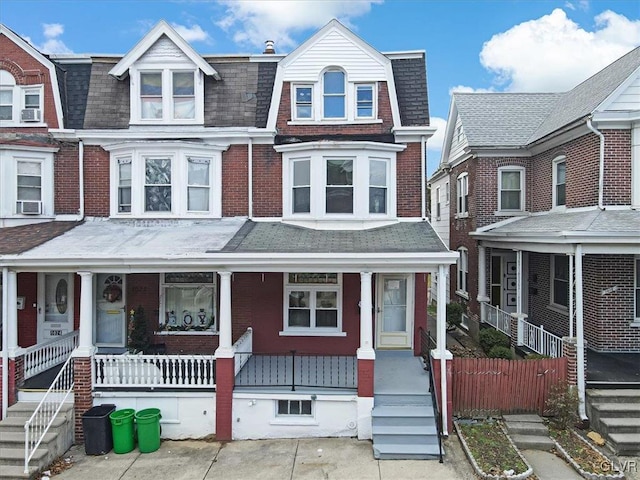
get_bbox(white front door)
[376,274,414,349]
[95,274,126,347]
[38,273,74,343]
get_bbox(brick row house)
[0,20,457,464]
[430,47,640,435]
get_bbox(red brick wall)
[252,144,282,217]
[527,253,571,337]
[54,142,80,214]
[8,356,24,406]
[0,34,60,129]
[602,130,632,206]
[222,145,249,216]
[83,146,110,217]
[73,357,93,442]
[17,273,38,348]
[397,143,423,217]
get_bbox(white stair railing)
[24,353,74,474]
[233,327,253,376]
[24,331,79,380]
[520,319,564,358]
[481,302,511,336]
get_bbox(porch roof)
[0,221,82,254]
[471,209,640,250]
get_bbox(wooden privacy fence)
[452,357,567,417]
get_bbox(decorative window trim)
[130,65,204,125]
[456,173,469,218]
[279,143,400,221]
[107,143,223,218]
[456,247,468,297]
[0,70,44,126]
[552,156,567,210]
[550,254,569,312]
[158,272,217,333]
[496,166,525,213]
[281,273,344,336]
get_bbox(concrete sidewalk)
[48,435,477,480]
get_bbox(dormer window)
[132,68,202,124]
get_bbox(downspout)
[2,267,8,420]
[586,117,605,210]
[79,139,85,218]
[575,244,588,420]
[421,135,427,219]
[248,138,253,220]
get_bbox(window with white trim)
[498,167,524,212]
[551,255,569,310]
[293,85,313,120]
[553,157,566,208]
[160,272,216,331]
[277,399,312,416]
[16,160,42,208]
[356,84,374,119]
[457,173,468,216]
[0,70,44,125]
[0,149,54,217]
[284,273,342,334]
[445,181,450,205]
[109,144,222,217]
[435,186,441,219]
[281,144,399,220]
[457,247,468,295]
[131,67,203,124]
[634,258,640,322]
[323,70,345,119]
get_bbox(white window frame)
[159,272,217,333]
[550,254,569,312]
[355,83,376,120]
[130,65,204,125]
[322,69,346,120]
[634,257,640,324]
[445,181,450,205]
[276,399,313,417]
[279,143,401,221]
[497,166,525,213]
[0,70,44,126]
[292,84,313,121]
[281,273,345,336]
[435,186,441,219]
[456,173,469,217]
[107,143,223,218]
[456,247,469,299]
[552,156,567,209]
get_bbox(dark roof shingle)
[0,221,82,255]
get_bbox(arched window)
[0,70,16,121]
[323,69,345,119]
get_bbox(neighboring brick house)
[431,47,640,416]
[0,20,457,455]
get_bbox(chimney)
[263,40,275,54]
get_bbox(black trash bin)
[82,404,116,455]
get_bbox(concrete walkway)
[47,435,477,480]
[520,449,583,480]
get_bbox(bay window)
[187,157,210,212]
[326,159,353,213]
[160,272,216,331]
[0,148,54,217]
[292,159,311,214]
[283,273,343,335]
[145,158,172,212]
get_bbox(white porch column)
[575,245,587,419]
[7,270,20,359]
[477,245,489,303]
[2,268,9,419]
[357,272,375,360]
[435,263,450,436]
[74,271,95,357]
[569,253,574,338]
[215,271,234,358]
[515,249,523,315]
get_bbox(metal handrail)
[419,327,443,463]
[24,353,74,473]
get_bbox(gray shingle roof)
[57,62,91,129]
[453,93,561,147]
[221,221,448,253]
[256,62,277,128]
[528,46,640,143]
[392,57,430,126]
[204,60,258,127]
[84,60,130,129]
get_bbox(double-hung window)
[457,247,468,296]
[498,167,524,212]
[553,157,566,208]
[187,157,210,212]
[551,255,569,310]
[435,186,441,219]
[117,159,132,213]
[145,157,172,212]
[140,72,163,119]
[326,159,353,214]
[292,159,311,214]
[294,85,313,120]
[356,84,374,119]
[457,173,469,216]
[369,159,387,214]
[323,70,346,119]
[172,72,195,120]
[0,70,43,125]
[284,273,343,335]
[134,68,201,124]
[16,160,42,214]
[161,272,216,331]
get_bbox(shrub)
[488,345,513,359]
[446,302,465,330]
[479,328,510,354]
[128,305,150,353]
[544,382,579,428]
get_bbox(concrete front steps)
[0,402,75,480]
[371,391,441,460]
[586,389,640,455]
[504,414,554,451]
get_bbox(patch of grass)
[456,420,529,476]
[549,427,617,476]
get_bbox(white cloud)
[216,0,382,51]
[449,85,495,95]
[172,23,211,43]
[25,23,73,54]
[427,116,447,153]
[564,1,589,12]
[479,8,640,92]
[43,23,64,38]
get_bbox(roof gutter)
[586,116,605,210]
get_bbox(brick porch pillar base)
[562,337,586,387]
[73,357,93,443]
[431,352,453,434]
[8,356,24,408]
[215,357,234,441]
[357,359,374,398]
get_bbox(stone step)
[371,405,435,427]
[587,389,640,404]
[600,417,640,434]
[0,465,39,480]
[374,393,432,406]
[0,446,48,467]
[510,434,555,451]
[0,430,58,449]
[503,414,544,423]
[608,433,640,456]
[372,425,439,445]
[505,421,549,437]
[7,401,73,416]
[373,442,442,460]
[0,413,69,433]
[592,402,640,417]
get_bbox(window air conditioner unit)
[21,108,41,122]
[17,200,42,215]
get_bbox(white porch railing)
[520,318,564,358]
[481,302,511,336]
[93,353,216,389]
[24,331,79,380]
[233,327,253,376]
[24,354,74,474]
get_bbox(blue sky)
[1,0,639,174]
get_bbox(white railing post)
[517,316,524,346]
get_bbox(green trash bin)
[135,408,161,453]
[109,409,136,454]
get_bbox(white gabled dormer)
[109,20,219,126]
[267,19,401,129]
